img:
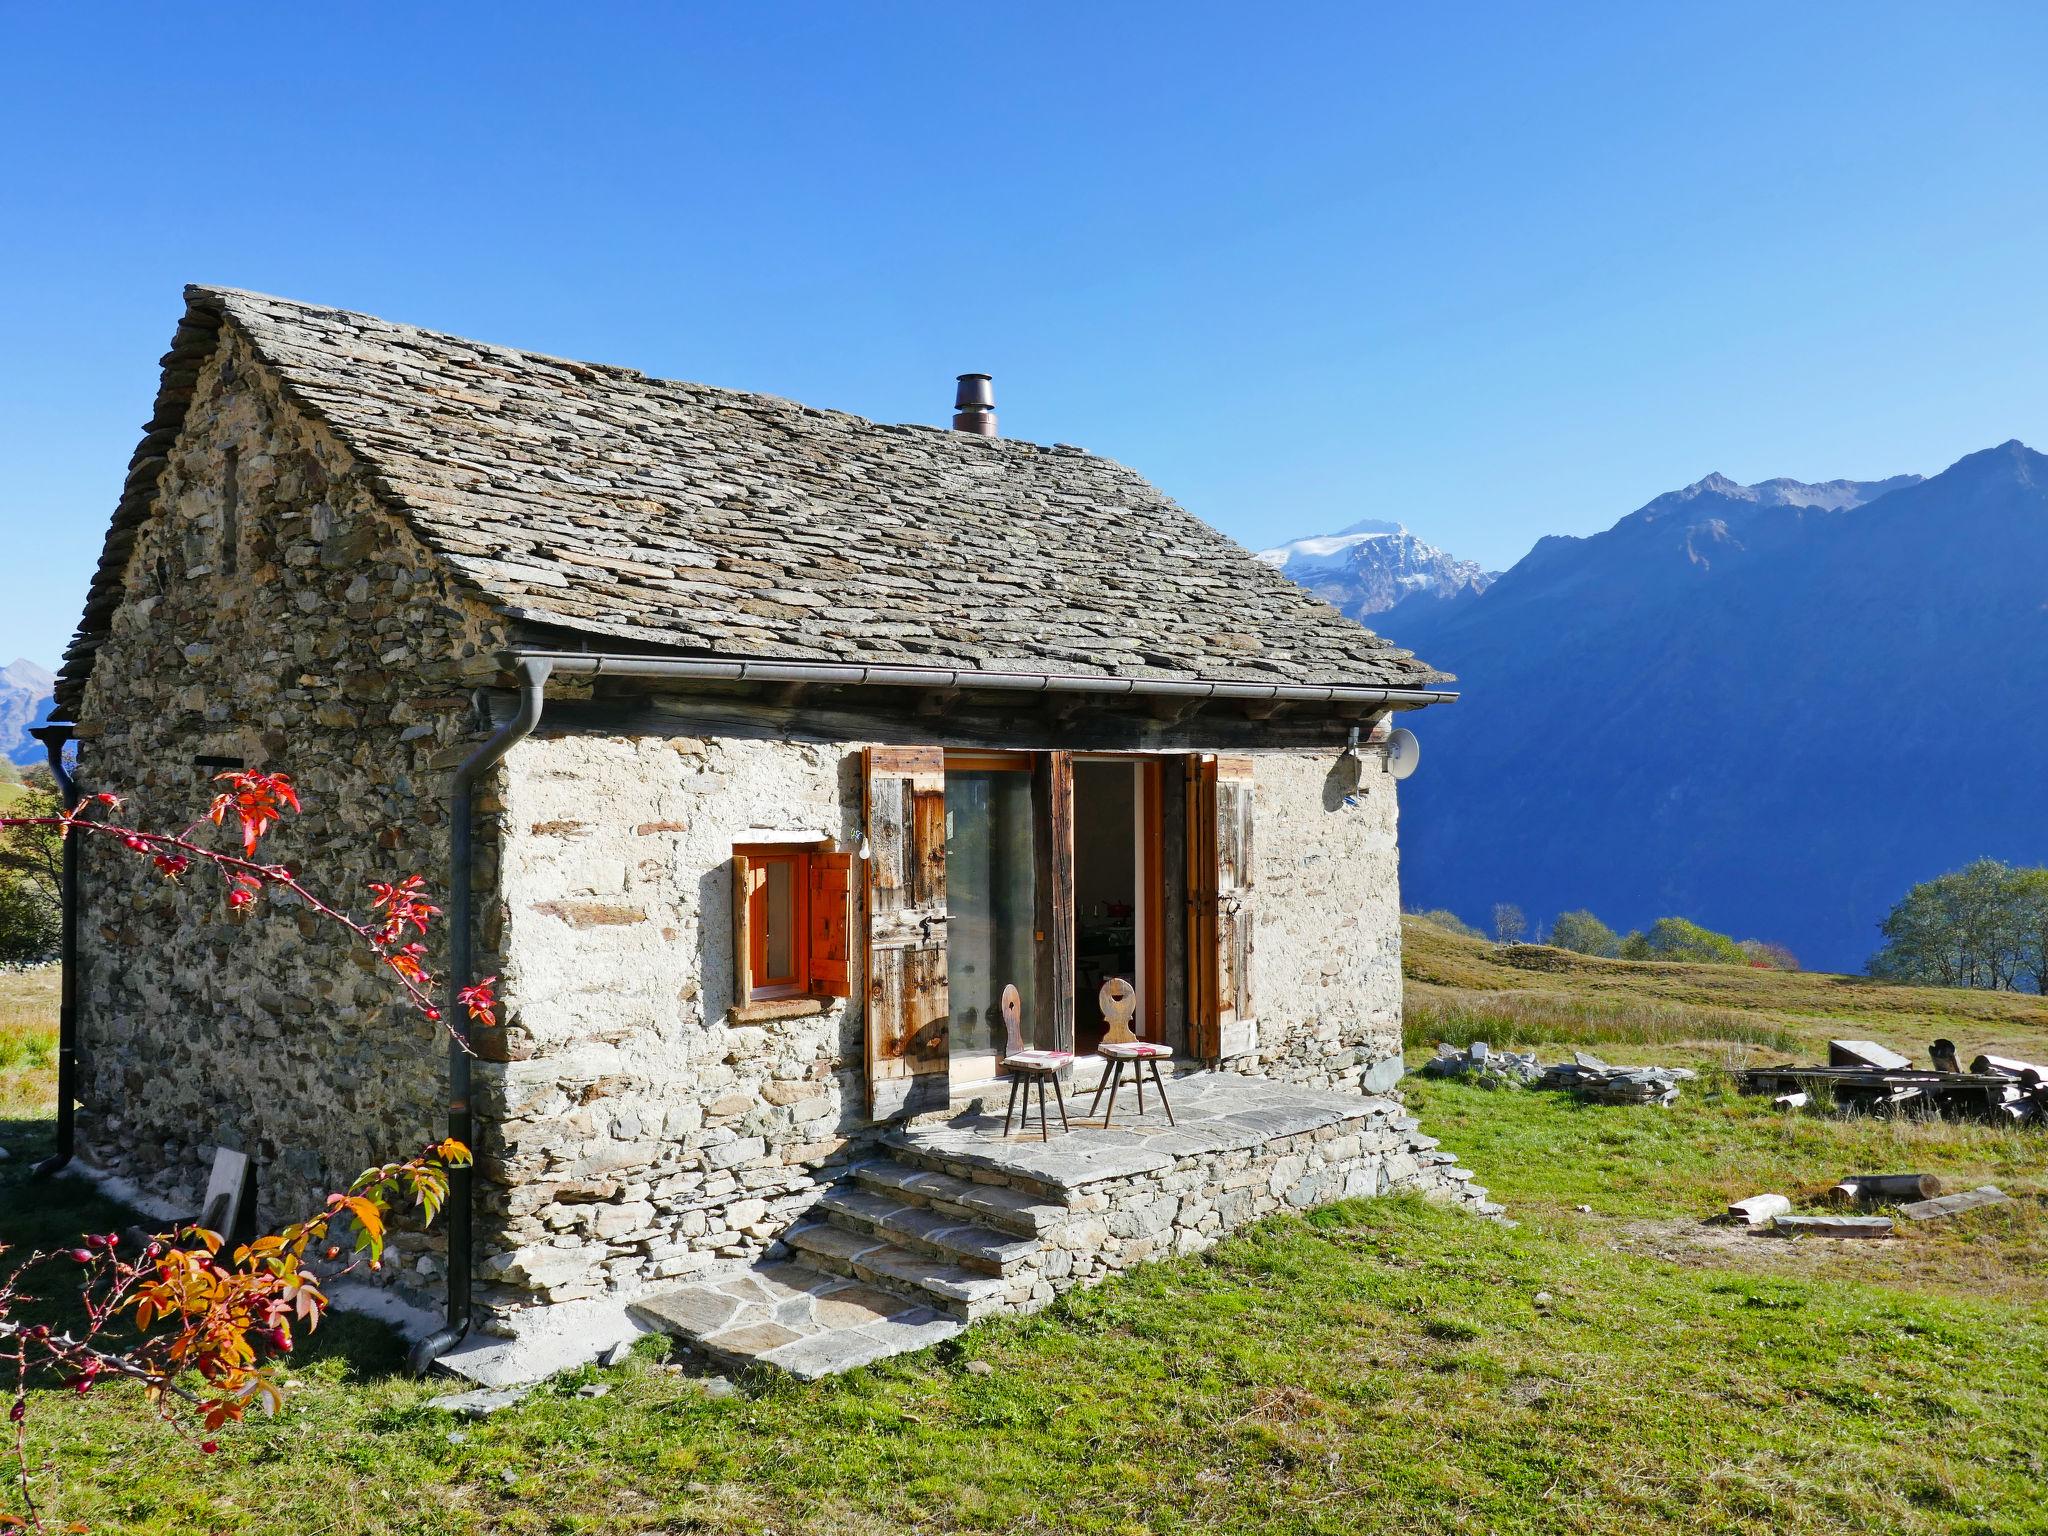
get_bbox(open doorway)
[1073,758,1158,1053]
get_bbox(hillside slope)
[1387,444,2048,972]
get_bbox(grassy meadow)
[3,924,2046,1534]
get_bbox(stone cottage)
[47,286,1490,1381]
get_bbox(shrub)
[1549,909,1621,957]
[1739,938,1800,971]
[1409,908,1483,940]
[1623,917,1747,965]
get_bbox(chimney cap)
[952,373,997,435]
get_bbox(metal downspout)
[409,657,551,1377]
[29,724,77,1180]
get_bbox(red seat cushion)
[1099,1041,1172,1059]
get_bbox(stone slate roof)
[58,286,1447,712]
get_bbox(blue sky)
[3,3,2045,668]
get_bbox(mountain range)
[1290,442,2048,973]
[1257,519,1495,621]
[0,658,54,768]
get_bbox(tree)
[0,770,495,1528]
[1869,858,2044,992]
[0,769,60,961]
[1549,909,1621,957]
[1491,903,1527,944]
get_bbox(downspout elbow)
[408,658,551,1377]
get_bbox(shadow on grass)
[0,1115,410,1382]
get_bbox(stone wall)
[472,730,1411,1321]
[69,324,507,1275]
[475,730,874,1318]
[1241,749,1406,1093]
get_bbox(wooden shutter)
[863,747,949,1119]
[1186,754,1257,1060]
[808,850,852,996]
[731,852,754,1004]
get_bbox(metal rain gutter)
[512,651,1459,709]
[29,724,77,1179]
[409,655,552,1378]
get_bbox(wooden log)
[1771,1214,1895,1238]
[1829,1039,1912,1071]
[1828,1173,1942,1206]
[1898,1185,2010,1222]
[1970,1054,2041,1079]
[1727,1194,1792,1227]
[1772,1091,1808,1111]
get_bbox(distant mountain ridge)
[0,658,55,768]
[1371,442,2048,973]
[1257,518,1495,621]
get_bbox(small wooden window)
[733,843,851,1007]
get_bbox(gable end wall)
[69,323,509,1289]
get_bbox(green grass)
[5,938,2048,1533]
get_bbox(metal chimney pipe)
[952,373,996,436]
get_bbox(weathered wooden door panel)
[1031,749,1076,1060]
[864,746,950,1119]
[1186,754,1257,1061]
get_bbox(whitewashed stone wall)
[1242,750,1406,1093]
[472,733,1410,1319]
[474,731,873,1317]
[69,326,508,1269]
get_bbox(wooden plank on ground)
[1829,1039,1912,1071]
[1898,1185,2011,1222]
[1771,1214,1895,1238]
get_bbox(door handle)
[920,914,948,943]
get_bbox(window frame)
[740,845,811,1001]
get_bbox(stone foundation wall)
[897,1096,1494,1314]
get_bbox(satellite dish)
[1385,727,1421,780]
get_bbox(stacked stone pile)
[1422,1040,1541,1087]
[1424,1044,1695,1106]
[1539,1052,1697,1106]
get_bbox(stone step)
[850,1158,1069,1239]
[784,1220,1011,1320]
[814,1186,1040,1277]
[629,1259,964,1381]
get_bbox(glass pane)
[763,860,794,981]
[945,770,1037,1075]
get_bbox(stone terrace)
[629,1074,1496,1379]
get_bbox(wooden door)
[864,746,950,1118]
[1186,754,1257,1061]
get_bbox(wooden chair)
[1000,983,1072,1140]
[1089,977,1175,1128]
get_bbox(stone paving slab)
[892,1074,1398,1193]
[629,1259,964,1380]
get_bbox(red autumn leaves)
[207,769,301,858]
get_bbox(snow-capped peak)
[1258,520,1494,620]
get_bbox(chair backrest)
[1099,977,1139,1045]
[1001,983,1024,1057]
